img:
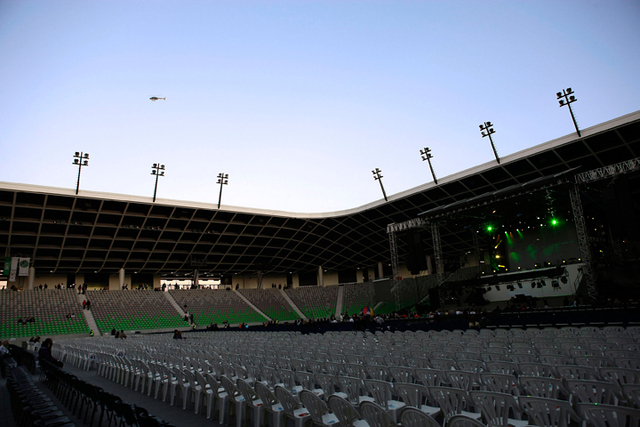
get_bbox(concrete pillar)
[119,268,125,289]
[194,269,199,289]
[318,266,324,287]
[427,256,433,275]
[28,266,35,290]
[377,262,384,279]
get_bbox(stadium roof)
[1,110,639,277]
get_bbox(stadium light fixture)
[372,168,388,201]
[479,122,500,164]
[216,172,229,209]
[420,147,438,184]
[150,163,165,202]
[556,87,581,137]
[72,152,89,195]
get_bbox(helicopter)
[149,97,166,101]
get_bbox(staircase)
[335,285,344,318]
[279,288,308,321]
[163,292,187,317]
[233,290,271,321]
[77,293,99,335]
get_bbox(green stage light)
[550,218,558,226]
[486,225,493,232]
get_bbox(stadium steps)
[163,291,187,317]
[233,289,271,321]
[335,285,344,317]
[77,294,99,336]
[278,288,308,321]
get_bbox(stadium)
[2,112,640,426]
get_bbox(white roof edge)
[2,110,639,219]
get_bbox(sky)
[1,1,639,214]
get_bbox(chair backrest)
[328,394,362,427]
[479,372,519,395]
[255,381,278,407]
[237,378,258,403]
[389,366,415,383]
[444,370,477,391]
[220,375,241,399]
[279,369,296,389]
[599,366,640,385]
[364,379,394,410]
[470,390,521,427]
[275,385,302,416]
[430,386,472,421]
[359,400,396,427]
[415,368,444,387]
[366,365,391,382]
[394,382,430,408]
[578,403,640,427]
[622,384,640,408]
[517,363,555,378]
[295,371,316,391]
[300,389,331,425]
[565,379,620,405]
[343,363,365,379]
[519,396,581,427]
[445,414,487,427]
[519,376,563,399]
[307,360,324,374]
[484,361,517,375]
[337,376,365,404]
[398,406,440,427]
[556,365,599,381]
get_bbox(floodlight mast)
[372,168,388,201]
[557,88,581,137]
[216,173,229,209]
[72,152,89,195]
[479,122,500,164]
[420,147,438,184]
[150,163,165,202]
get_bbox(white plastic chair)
[275,385,312,427]
[469,390,527,427]
[518,396,581,427]
[394,382,441,418]
[578,403,640,427]
[300,389,340,426]
[255,381,284,427]
[398,406,439,427]
[327,394,368,427]
[359,400,396,427]
[237,378,264,427]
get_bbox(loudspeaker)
[403,230,428,275]
[428,288,441,310]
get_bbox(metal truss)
[431,222,451,305]
[387,218,428,234]
[472,231,481,266]
[569,185,597,299]
[575,157,640,184]
[387,228,402,311]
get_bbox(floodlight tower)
[216,173,229,209]
[557,88,581,137]
[420,147,438,184]
[372,168,388,202]
[480,122,500,164]
[72,152,89,195]
[150,163,165,202]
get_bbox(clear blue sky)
[1,0,639,213]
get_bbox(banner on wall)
[9,257,19,282]
[3,257,10,276]
[18,258,30,276]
